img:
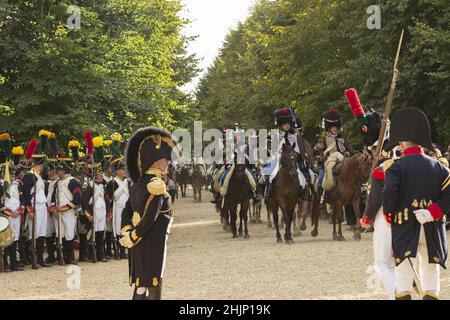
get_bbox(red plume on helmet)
[84,130,93,156]
[344,88,365,118]
[25,138,38,159]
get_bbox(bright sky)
[180,0,255,93]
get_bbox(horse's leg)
[267,204,273,228]
[352,199,362,241]
[273,206,282,243]
[310,191,320,237]
[281,206,293,244]
[199,187,202,202]
[300,199,307,231]
[241,200,250,238]
[336,204,345,241]
[230,204,238,238]
[331,204,338,241]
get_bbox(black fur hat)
[125,127,178,183]
[384,107,433,151]
[322,109,342,131]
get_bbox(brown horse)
[321,153,371,241]
[267,144,300,244]
[191,164,205,202]
[176,165,190,198]
[221,164,252,238]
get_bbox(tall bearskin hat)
[38,130,50,155]
[68,139,81,161]
[92,136,105,164]
[384,107,433,151]
[125,127,179,183]
[0,133,13,162]
[12,146,24,166]
[322,109,342,131]
[275,108,294,126]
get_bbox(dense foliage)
[0,0,198,143]
[196,0,450,147]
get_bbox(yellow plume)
[92,136,103,148]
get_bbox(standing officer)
[383,108,450,300]
[120,127,178,300]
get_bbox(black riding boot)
[78,233,87,262]
[37,237,50,267]
[23,240,31,265]
[65,240,77,265]
[264,182,272,199]
[132,287,147,300]
[9,241,23,271]
[3,248,11,272]
[45,235,56,264]
[210,192,219,204]
[147,282,162,300]
[105,231,113,259]
[95,231,108,262]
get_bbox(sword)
[407,257,422,296]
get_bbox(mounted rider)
[315,108,353,194]
[263,107,311,199]
[218,123,257,199]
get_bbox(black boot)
[95,231,108,262]
[395,292,412,300]
[3,248,11,272]
[118,237,128,259]
[132,287,147,300]
[78,234,88,262]
[37,237,50,267]
[105,231,113,259]
[45,235,57,264]
[264,182,272,199]
[210,192,219,204]
[65,240,77,265]
[23,240,31,265]
[9,241,23,271]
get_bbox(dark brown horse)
[176,165,190,198]
[221,164,252,238]
[191,164,205,202]
[321,153,371,241]
[268,144,300,244]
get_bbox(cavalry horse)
[267,144,300,244]
[191,164,205,202]
[176,165,190,198]
[321,153,371,241]
[221,163,253,238]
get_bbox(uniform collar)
[145,168,162,178]
[403,146,424,156]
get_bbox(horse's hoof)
[311,229,318,237]
[353,232,361,241]
[244,234,250,239]
[222,225,227,231]
[276,238,283,243]
[338,235,346,241]
[285,239,294,245]
[299,224,307,231]
[333,234,339,241]
[232,234,239,239]
[293,231,302,237]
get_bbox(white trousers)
[373,210,395,300]
[27,203,48,239]
[112,204,125,236]
[8,215,21,242]
[94,207,106,232]
[54,209,77,241]
[395,225,440,296]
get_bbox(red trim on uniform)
[403,146,424,157]
[372,168,385,181]
[428,203,444,220]
[72,187,81,195]
[104,194,110,201]
[384,213,392,224]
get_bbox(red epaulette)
[372,167,385,181]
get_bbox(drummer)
[1,166,25,272]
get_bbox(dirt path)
[1,189,449,300]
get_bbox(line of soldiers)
[0,130,131,271]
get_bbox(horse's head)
[356,153,371,182]
[280,144,298,176]
[234,163,246,178]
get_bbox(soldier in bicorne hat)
[383,108,450,300]
[119,127,178,300]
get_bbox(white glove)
[119,232,135,248]
[414,209,434,225]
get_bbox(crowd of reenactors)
[0,130,131,272]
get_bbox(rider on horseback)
[315,109,352,196]
[263,107,311,199]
